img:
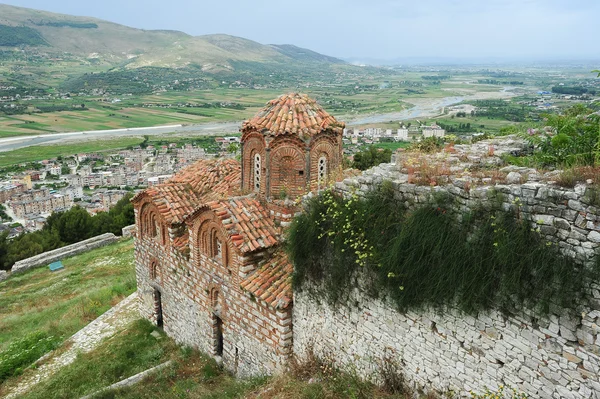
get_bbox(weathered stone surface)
[0,270,8,283]
[506,172,522,184]
[588,231,600,243]
[121,224,136,238]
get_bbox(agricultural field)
[2,57,598,162]
[0,137,143,168]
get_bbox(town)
[0,136,241,235]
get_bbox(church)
[132,93,344,376]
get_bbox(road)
[0,121,241,152]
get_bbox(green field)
[0,137,144,167]
[0,73,539,138]
[373,142,411,151]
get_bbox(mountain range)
[0,4,345,72]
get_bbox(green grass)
[373,142,411,151]
[18,319,180,399]
[0,239,135,355]
[0,138,143,167]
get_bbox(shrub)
[409,137,444,153]
[522,105,600,167]
[352,146,392,170]
[553,166,599,188]
[288,184,600,316]
[470,385,528,399]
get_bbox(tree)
[140,135,150,149]
[92,212,114,236]
[45,206,93,244]
[6,233,44,267]
[0,231,9,271]
[227,143,239,154]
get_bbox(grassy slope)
[0,239,135,354]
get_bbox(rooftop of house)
[241,92,344,141]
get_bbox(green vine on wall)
[288,182,600,316]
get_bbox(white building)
[422,123,446,138]
[397,128,409,141]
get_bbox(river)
[347,96,466,126]
[0,122,241,152]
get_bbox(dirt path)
[2,293,139,399]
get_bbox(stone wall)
[294,160,600,398]
[10,233,119,274]
[294,283,600,398]
[121,224,136,238]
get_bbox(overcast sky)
[3,0,599,62]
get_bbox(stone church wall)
[294,162,600,398]
[134,219,291,378]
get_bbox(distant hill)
[0,4,344,71]
[269,44,345,64]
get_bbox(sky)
[3,0,600,62]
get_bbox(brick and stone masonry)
[133,93,343,377]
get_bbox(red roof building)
[132,93,344,376]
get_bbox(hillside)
[0,4,344,70]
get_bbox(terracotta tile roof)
[240,250,293,309]
[208,196,281,254]
[241,93,344,141]
[132,159,241,224]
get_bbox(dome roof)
[241,93,344,141]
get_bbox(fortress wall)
[294,162,600,398]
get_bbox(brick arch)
[191,211,232,271]
[149,257,162,283]
[207,282,225,315]
[139,201,167,244]
[269,144,306,199]
[309,135,341,190]
[241,134,265,193]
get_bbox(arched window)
[254,153,261,192]
[199,224,228,268]
[150,260,159,280]
[161,225,168,245]
[318,156,327,189]
[212,230,222,261]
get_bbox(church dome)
[241,93,344,141]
